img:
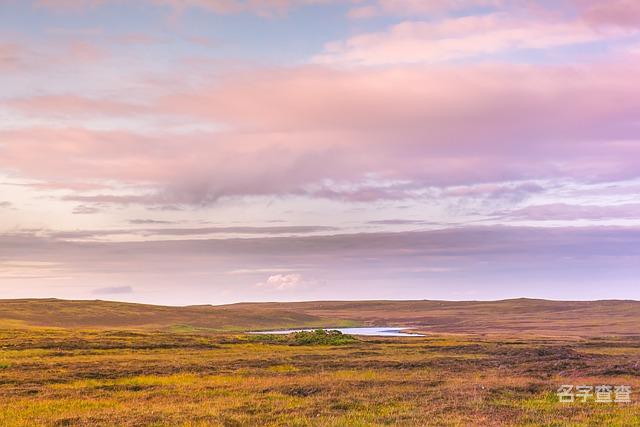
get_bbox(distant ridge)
[0,298,639,336]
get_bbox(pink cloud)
[442,182,544,201]
[347,5,378,19]
[575,0,640,28]
[4,0,640,302]
[0,38,110,81]
[347,0,566,19]
[32,0,640,27]
[35,0,106,11]
[72,204,103,214]
[0,43,23,71]
[35,0,339,15]
[3,57,640,205]
[66,40,106,61]
[7,95,148,117]
[315,14,629,66]
[351,0,640,30]
[500,203,640,221]
[374,0,503,15]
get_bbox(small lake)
[251,327,424,337]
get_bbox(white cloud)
[256,273,306,291]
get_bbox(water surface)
[251,327,424,337]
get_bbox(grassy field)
[2,298,640,336]
[0,299,639,426]
[0,299,359,331]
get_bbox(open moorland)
[0,299,639,426]
[2,298,640,336]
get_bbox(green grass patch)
[248,329,359,346]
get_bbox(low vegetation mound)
[250,329,358,345]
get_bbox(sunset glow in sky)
[1,0,640,304]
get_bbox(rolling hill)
[0,298,639,336]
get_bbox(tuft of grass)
[267,364,300,373]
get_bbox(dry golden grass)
[230,299,640,337]
[1,327,639,426]
[0,299,359,330]
[2,298,640,337]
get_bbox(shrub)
[249,329,358,346]
[291,329,357,345]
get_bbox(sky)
[1,0,640,305]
